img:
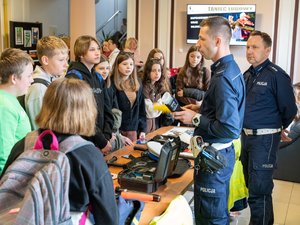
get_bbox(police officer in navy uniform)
[241,30,297,225]
[174,16,245,225]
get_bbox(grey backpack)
[0,130,93,225]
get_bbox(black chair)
[273,136,300,183]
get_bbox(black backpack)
[17,78,50,110]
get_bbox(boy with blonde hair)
[25,36,69,129]
[0,48,33,174]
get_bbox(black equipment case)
[118,136,181,193]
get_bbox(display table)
[105,126,194,225]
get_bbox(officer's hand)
[281,129,292,142]
[183,104,200,112]
[172,107,196,125]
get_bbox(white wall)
[0,0,127,50]
[7,0,69,37]
[295,7,300,84]
[276,0,294,75]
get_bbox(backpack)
[117,196,144,225]
[0,130,93,225]
[17,78,50,110]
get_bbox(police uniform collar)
[211,54,234,71]
[250,59,271,75]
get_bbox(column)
[69,0,96,60]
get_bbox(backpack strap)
[33,78,51,87]
[67,69,83,80]
[24,131,40,152]
[17,79,50,110]
[24,131,94,154]
[68,69,104,84]
[59,135,94,154]
[34,130,59,150]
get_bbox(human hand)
[177,90,183,97]
[195,100,203,107]
[101,140,112,155]
[110,133,116,143]
[139,132,146,140]
[172,107,197,125]
[121,135,134,146]
[281,129,292,142]
[183,104,200,112]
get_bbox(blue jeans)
[194,145,235,225]
[241,132,280,225]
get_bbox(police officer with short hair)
[241,30,297,225]
[173,16,245,225]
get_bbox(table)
[105,126,194,225]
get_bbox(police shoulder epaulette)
[215,70,224,75]
[268,65,278,72]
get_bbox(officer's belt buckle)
[243,128,281,136]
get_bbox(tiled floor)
[184,179,300,225]
[230,179,300,225]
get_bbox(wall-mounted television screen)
[187,4,256,45]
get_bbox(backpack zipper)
[53,161,64,222]
[41,168,57,225]
[29,186,40,225]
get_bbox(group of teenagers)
[0,16,299,225]
[0,21,210,225]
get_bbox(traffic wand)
[115,186,161,202]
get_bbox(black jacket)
[66,62,114,149]
[111,83,147,133]
[183,87,206,101]
[2,131,119,225]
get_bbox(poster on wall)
[24,30,32,47]
[15,27,23,45]
[9,21,42,50]
[31,27,39,45]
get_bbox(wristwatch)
[192,113,201,126]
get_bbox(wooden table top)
[105,126,194,225]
